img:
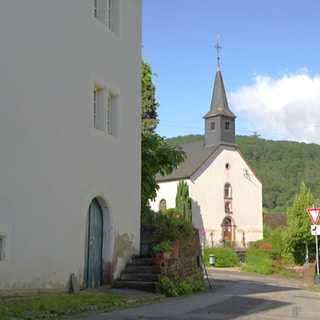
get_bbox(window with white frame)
[0,236,5,261]
[94,84,107,132]
[107,90,119,136]
[94,0,119,34]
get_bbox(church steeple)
[204,36,236,147]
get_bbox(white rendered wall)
[152,146,263,248]
[191,146,263,247]
[150,180,181,212]
[0,0,142,291]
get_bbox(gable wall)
[190,146,263,246]
[152,145,263,248]
[0,0,142,291]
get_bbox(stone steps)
[113,257,162,293]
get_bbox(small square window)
[225,122,230,131]
[210,122,215,131]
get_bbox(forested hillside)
[166,135,320,212]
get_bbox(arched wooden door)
[85,199,103,288]
[222,217,232,245]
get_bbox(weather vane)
[214,34,221,61]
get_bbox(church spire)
[204,35,236,147]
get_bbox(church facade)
[150,50,263,248]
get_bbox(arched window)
[224,183,232,198]
[159,199,167,212]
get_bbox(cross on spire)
[214,34,221,61]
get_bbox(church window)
[225,122,230,131]
[225,201,232,213]
[224,183,232,198]
[210,122,215,131]
[159,199,167,211]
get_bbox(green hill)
[166,135,320,212]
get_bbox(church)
[150,43,263,248]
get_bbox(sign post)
[307,207,320,281]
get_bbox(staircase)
[113,257,162,293]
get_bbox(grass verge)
[0,292,165,319]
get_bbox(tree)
[141,61,185,218]
[141,60,159,135]
[283,182,316,265]
[175,179,191,221]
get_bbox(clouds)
[229,71,320,144]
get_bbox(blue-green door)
[86,199,103,288]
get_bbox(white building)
[151,55,263,248]
[0,0,142,292]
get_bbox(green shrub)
[154,212,195,242]
[204,247,240,267]
[152,240,173,253]
[242,248,274,274]
[263,224,273,239]
[160,276,204,297]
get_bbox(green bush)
[204,247,240,267]
[160,276,204,297]
[242,248,274,274]
[154,212,195,242]
[263,224,273,239]
[268,227,285,257]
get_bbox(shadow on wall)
[192,199,206,251]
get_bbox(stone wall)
[140,225,204,284]
[162,230,204,284]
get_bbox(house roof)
[156,139,263,184]
[263,212,287,229]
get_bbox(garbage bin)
[209,254,216,265]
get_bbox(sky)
[142,0,320,145]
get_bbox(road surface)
[74,268,320,319]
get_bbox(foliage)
[141,61,186,216]
[152,240,173,253]
[263,224,273,239]
[141,59,159,135]
[259,243,272,250]
[141,205,156,225]
[0,292,125,319]
[242,247,302,278]
[154,210,195,242]
[203,247,240,268]
[268,227,286,257]
[175,179,192,221]
[166,134,320,213]
[282,182,316,265]
[242,248,275,274]
[160,276,205,297]
[250,226,286,259]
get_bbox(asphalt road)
[74,268,320,319]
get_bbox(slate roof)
[156,139,263,184]
[204,63,236,119]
